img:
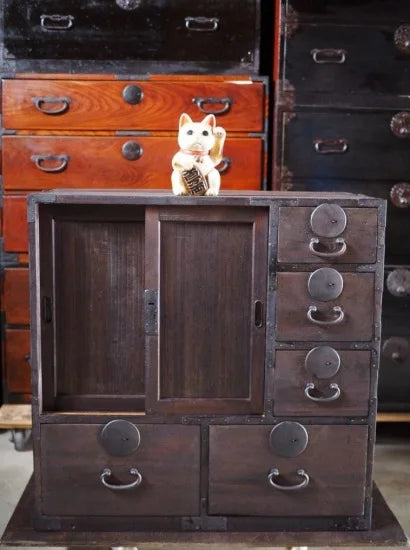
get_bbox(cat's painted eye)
[202,130,209,136]
[187,130,194,135]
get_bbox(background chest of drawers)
[29,190,385,532]
[274,0,410,413]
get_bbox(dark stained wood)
[3,267,30,325]
[273,350,371,417]
[41,424,200,517]
[287,1,410,23]
[4,329,31,394]
[3,195,28,252]
[278,207,378,264]
[276,272,375,342]
[209,424,368,517]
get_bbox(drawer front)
[3,80,265,132]
[284,24,410,95]
[4,329,31,393]
[3,268,30,325]
[3,136,263,191]
[278,206,378,264]
[282,111,410,182]
[209,424,368,516]
[3,195,28,252]
[273,350,371,417]
[41,424,200,516]
[4,0,259,69]
[276,272,375,341]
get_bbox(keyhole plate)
[100,420,140,456]
[269,422,309,458]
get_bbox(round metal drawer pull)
[268,468,310,491]
[309,237,347,258]
[32,96,71,115]
[31,154,70,173]
[307,305,345,326]
[100,468,142,491]
[122,141,143,161]
[122,84,144,105]
[394,24,410,55]
[304,382,341,402]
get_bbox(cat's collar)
[180,149,208,157]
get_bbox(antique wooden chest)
[29,190,385,532]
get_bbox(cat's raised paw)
[214,127,226,139]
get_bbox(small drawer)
[276,271,375,342]
[278,206,378,264]
[209,424,368,516]
[3,195,28,252]
[3,268,30,325]
[2,79,265,132]
[4,329,31,394]
[41,423,200,517]
[3,136,263,191]
[273,349,371,417]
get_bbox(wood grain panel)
[4,329,31,393]
[3,268,30,325]
[3,136,263,191]
[3,195,28,252]
[209,425,368,516]
[3,80,264,132]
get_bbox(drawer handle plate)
[217,156,232,175]
[31,154,70,173]
[394,24,410,55]
[391,112,410,138]
[314,139,349,154]
[193,97,232,115]
[311,48,346,64]
[390,183,410,209]
[307,305,344,326]
[304,382,341,402]
[40,14,74,31]
[100,468,142,491]
[309,237,347,258]
[268,468,310,491]
[32,96,71,115]
[185,16,219,32]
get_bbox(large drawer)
[3,195,28,252]
[4,329,31,394]
[276,271,375,342]
[2,79,265,132]
[41,424,201,516]
[209,424,368,516]
[3,268,30,325]
[3,136,263,191]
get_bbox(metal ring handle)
[40,14,74,30]
[217,157,232,175]
[31,154,70,173]
[100,468,142,491]
[32,97,71,115]
[185,16,219,32]
[268,468,310,491]
[314,139,349,154]
[311,48,346,64]
[307,305,345,326]
[304,382,341,402]
[192,97,232,115]
[309,237,347,258]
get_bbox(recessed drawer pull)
[254,300,264,328]
[311,48,347,64]
[268,468,310,491]
[100,468,142,491]
[32,96,71,115]
[314,139,349,154]
[304,382,341,402]
[192,97,233,115]
[31,154,70,173]
[217,157,232,175]
[40,14,74,31]
[307,305,344,326]
[309,237,347,258]
[185,16,219,32]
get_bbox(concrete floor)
[0,426,409,550]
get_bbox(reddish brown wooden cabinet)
[29,190,385,533]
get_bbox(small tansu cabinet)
[29,190,385,532]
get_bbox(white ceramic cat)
[171,113,226,196]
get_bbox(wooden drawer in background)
[4,329,31,394]
[3,195,28,252]
[3,268,30,325]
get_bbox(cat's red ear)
[179,113,192,128]
[202,114,216,129]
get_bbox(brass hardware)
[304,346,341,379]
[192,97,232,115]
[390,183,410,208]
[304,382,341,402]
[32,97,71,115]
[185,17,219,32]
[122,84,144,105]
[391,112,410,138]
[394,24,410,55]
[40,14,74,30]
[307,305,345,326]
[268,468,310,491]
[386,269,410,297]
[311,49,347,64]
[269,422,308,458]
[122,141,143,161]
[116,0,141,9]
[308,268,344,302]
[314,139,349,154]
[100,468,142,491]
[310,203,347,238]
[217,157,232,175]
[382,337,410,363]
[31,154,69,173]
[309,237,347,258]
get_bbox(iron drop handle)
[100,468,142,491]
[304,382,341,402]
[32,96,71,115]
[40,14,74,30]
[185,16,219,32]
[311,48,346,64]
[309,237,347,258]
[217,157,232,175]
[268,468,310,491]
[31,154,70,173]
[314,138,349,154]
[307,305,344,326]
[192,97,232,115]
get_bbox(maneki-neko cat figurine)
[171,113,226,196]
